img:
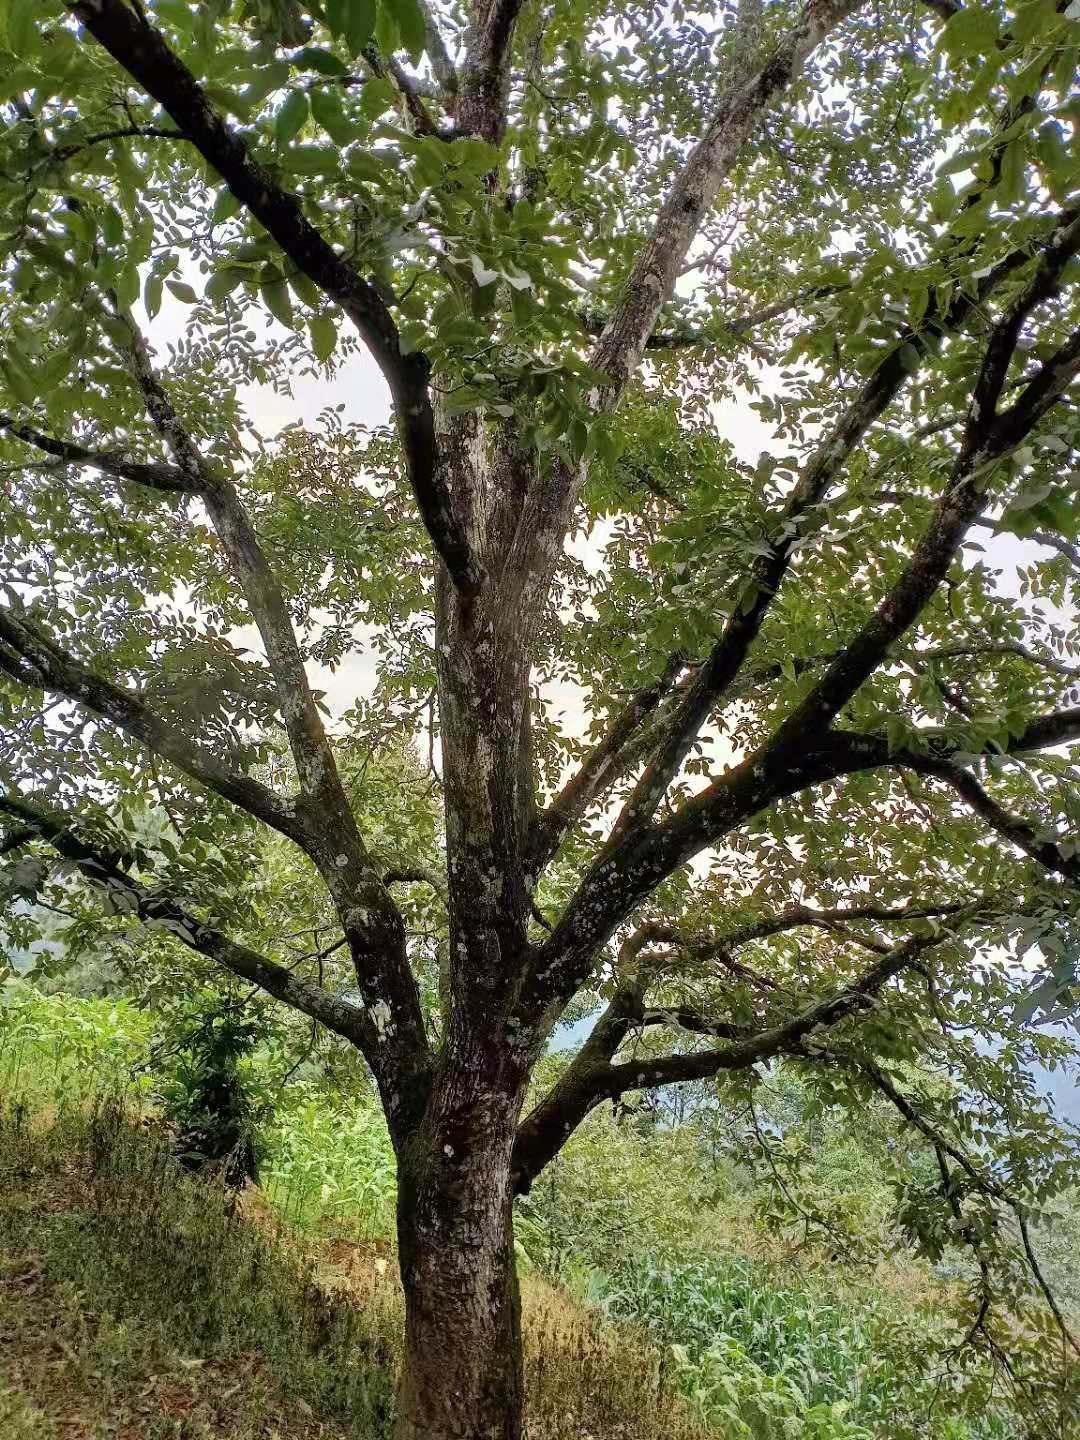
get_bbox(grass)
[2,990,1076,1440]
[0,1096,713,1440]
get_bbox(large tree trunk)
[393,1073,526,1440]
[389,410,538,1439]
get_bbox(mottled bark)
[394,1047,528,1440]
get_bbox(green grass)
[0,1097,400,1439]
[3,990,1076,1440]
[0,1090,713,1440]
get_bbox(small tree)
[1,0,1079,1434]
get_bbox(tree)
[1,0,1079,1433]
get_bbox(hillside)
[0,1100,710,1440]
[2,989,1077,1440]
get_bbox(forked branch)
[514,932,939,1190]
[70,0,477,593]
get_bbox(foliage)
[154,1007,264,1184]
[2,0,1080,1428]
[0,980,152,1102]
[6,989,1080,1439]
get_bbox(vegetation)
[1,992,1076,1438]
[1,0,1080,1436]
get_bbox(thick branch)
[416,0,459,98]
[110,309,430,1086]
[771,235,1080,747]
[0,416,191,492]
[530,652,688,871]
[71,0,477,593]
[0,604,304,843]
[0,790,374,1049]
[605,225,1052,849]
[455,0,525,143]
[514,933,935,1189]
[590,0,861,406]
[579,284,846,352]
[919,761,1080,884]
[527,706,1080,1020]
[383,863,449,903]
[972,516,1080,571]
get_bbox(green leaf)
[101,205,124,249]
[310,85,355,146]
[309,313,337,363]
[211,189,242,225]
[1,354,37,407]
[153,0,200,31]
[275,88,310,147]
[113,263,140,311]
[260,266,295,328]
[941,5,1000,58]
[166,280,199,304]
[358,76,395,119]
[283,144,340,174]
[206,268,244,303]
[293,46,350,76]
[11,259,37,296]
[996,138,1027,208]
[324,0,348,39]
[347,150,386,183]
[387,0,425,61]
[144,270,164,320]
[289,270,323,307]
[344,0,376,57]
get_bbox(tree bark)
[393,1068,527,1440]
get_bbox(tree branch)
[0,415,192,492]
[514,932,937,1190]
[579,284,847,352]
[530,652,689,872]
[526,705,1080,1021]
[108,307,431,1090]
[383,863,449,903]
[602,224,1055,852]
[857,1056,1080,1361]
[70,0,478,594]
[769,223,1080,747]
[0,789,375,1050]
[416,0,458,99]
[589,0,860,407]
[0,603,305,844]
[455,0,526,143]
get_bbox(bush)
[154,1011,263,1187]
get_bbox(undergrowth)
[3,989,1077,1440]
[0,1095,711,1439]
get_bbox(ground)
[0,1102,709,1440]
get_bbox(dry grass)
[0,1101,713,1440]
